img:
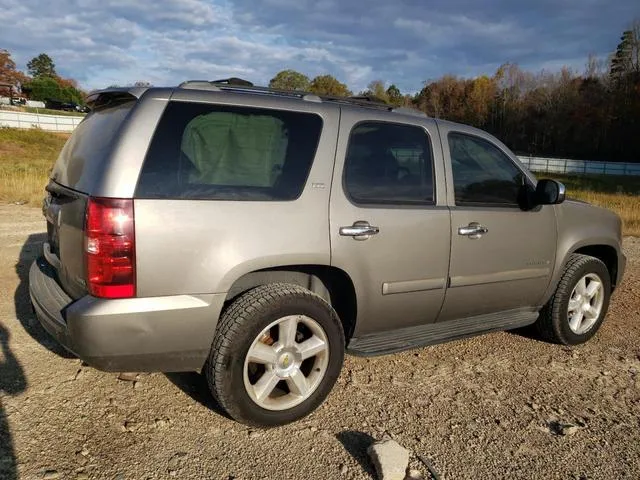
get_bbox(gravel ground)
[1,204,639,480]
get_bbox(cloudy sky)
[1,0,638,93]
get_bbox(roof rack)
[176,78,426,116]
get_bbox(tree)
[386,84,403,106]
[27,53,56,78]
[360,80,389,103]
[610,20,640,80]
[268,70,310,91]
[0,49,28,95]
[23,76,61,101]
[133,81,153,87]
[309,75,352,97]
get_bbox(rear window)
[136,102,323,200]
[51,101,135,192]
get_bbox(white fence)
[518,155,640,177]
[0,110,83,132]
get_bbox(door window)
[448,132,525,206]
[344,122,434,205]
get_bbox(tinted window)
[448,132,524,206]
[344,122,434,205]
[51,100,135,192]
[136,102,323,200]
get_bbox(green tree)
[24,76,61,101]
[309,75,352,97]
[268,70,310,91]
[610,20,640,80]
[386,84,403,106]
[27,53,56,78]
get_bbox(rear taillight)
[85,197,135,298]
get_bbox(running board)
[347,309,539,357]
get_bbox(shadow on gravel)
[336,430,376,478]
[0,322,27,480]
[164,372,231,419]
[14,234,74,359]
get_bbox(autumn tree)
[269,70,310,91]
[309,75,351,97]
[27,53,56,78]
[360,80,389,103]
[0,49,28,96]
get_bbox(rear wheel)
[536,254,611,345]
[205,283,345,427]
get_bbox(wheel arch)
[225,265,358,341]
[571,244,619,291]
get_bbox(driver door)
[437,123,557,322]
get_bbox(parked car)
[45,98,88,112]
[30,80,626,427]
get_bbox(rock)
[81,447,89,457]
[76,474,89,480]
[133,380,142,389]
[340,464,348,475]
[367,438,410,480]
[167,452,187,473]
[562,425,581,436]
[72,368,84,380]
[118,372,139,382]
[405,469,425,480]
[154,418,168,428]
[43,471,61,479]
[248,430,262,439]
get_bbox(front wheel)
[205,283,345,427]
[536,254,611,345]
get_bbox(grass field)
[0,128,69,205]
[538,172,640,236]
[0,129,638,235]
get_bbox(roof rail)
[175,79,428,116]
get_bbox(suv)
[30,80,626,427]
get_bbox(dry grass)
[0,129,638,236]
[0,128,69,205]
[541,173,640,237]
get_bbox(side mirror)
[535,179,566,205]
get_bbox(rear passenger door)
[329,110,451,337]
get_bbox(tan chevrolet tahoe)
[29,79,626,427]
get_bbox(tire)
[536,254,611,345]
[204,283,345,427]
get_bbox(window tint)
[448,132,524,206]
[344,122,434,205]
[136,102,323,200]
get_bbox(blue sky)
[0,0,638,93]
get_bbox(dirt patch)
[1,204,639,480]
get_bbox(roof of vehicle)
[86,78,429,121]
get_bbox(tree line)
[0,51,87,105]
[269,21,640,162]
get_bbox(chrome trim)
[458,222,488,239]
[557,182,566,203]
[339,221,380,239]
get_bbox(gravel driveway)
[1,204,639,480]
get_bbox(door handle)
[340,221,380,240]
[458,222,488,239]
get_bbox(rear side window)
[136,102,323,200]
[51,101,135,192]
[344,122,434,205]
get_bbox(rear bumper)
[29,257,226,372]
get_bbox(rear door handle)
[458,222,488,239]
[340,221,380,240]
